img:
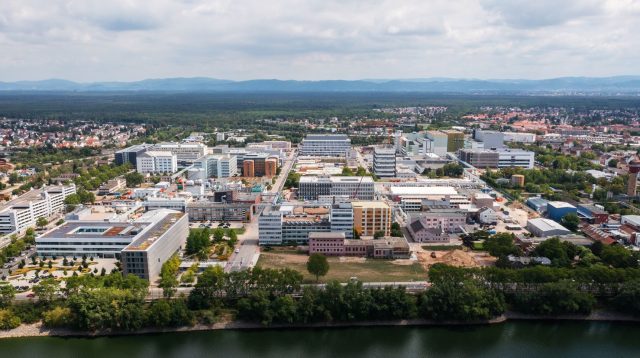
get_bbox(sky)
[1,0,639,82]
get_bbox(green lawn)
[256,252,427,283]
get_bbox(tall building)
[352,201,392,237]
[0,184,76,234]
[265,158,278,177]
[299,134,351,156]
[628,160,640,196]
[115,144,152,166]
[441,130,465,152]
[136,151,178,174]
[473,129,504,149]
[373,147,396,178]
[298,176,375,200]
[195,154,238,178]
[243,160,255,177]
[330,202,354,239]
[425,131,448,156]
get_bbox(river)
[0,321,639,357]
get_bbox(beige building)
[352,201,392,237]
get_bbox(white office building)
[195,154,238,178]
[0,185,77,234]
[425,131,448,156]
[151,142,207,163]
[298,176,375,200]
[136,151,178,174]
[373,147,397,178]
[330,203,354,239]
[299,134,351,156]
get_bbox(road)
[270,148,297,195]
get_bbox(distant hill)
[2,76,640,93]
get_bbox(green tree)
[33,278,60,306]
[307,254,330,282]
[484,233,519,257]
[36,217,48,229]
[159,255,181,298]
[511,281,595,315]
[600,245,638,268]
[373,230,385,240]
[0,285,16,308]
[390,222,403,237]
[125,172,144,188]
[561,213,580,231]
[612,280,640,316]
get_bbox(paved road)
[225,216,260,273]
[270,148,297,195]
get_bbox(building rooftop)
[528,218,570,232]
[351,201,391,209]
[309,232,346,239]
[390,186,458,196]
[123,210,185,251]
[303,134,350,141]
[548,201,577,209]
[0,185,74,212]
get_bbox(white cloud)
[0,0,638,81]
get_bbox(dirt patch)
[389,259,416,266]
[418,249,494,268]
[338,256,366,263]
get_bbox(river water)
[0,321,639,358]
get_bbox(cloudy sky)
[1,0,639,81]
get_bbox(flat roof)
[123,211,185,251]
[39,221,146,240]
[352,201,390,209]
[390,186,458,196]
[0,185,73,212]
[309,232,345,239]
[548,201,577,209]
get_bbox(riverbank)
[1,310,640,340]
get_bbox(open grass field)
[256,251,427,283]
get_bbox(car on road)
[235,248,240,253]
[26,293,35,298]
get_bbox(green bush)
[0,309,21,330]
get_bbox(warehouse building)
[547,201,577,222]
[526,218,572,237]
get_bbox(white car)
[235,249,240,253]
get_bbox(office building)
[186,201,253,222]
[352,201,392,237]
[309,232,411,259]
[115,144,152,166]
[330,202,354,239]
[37,209,188,281]
[136,151,178,174]
[457,148,534,169]
[298,176,375,200]
[0,185,76,234]
[373,147,396,178]
[121,210,189,281]
[151,142,207,164]
[503,132,536,143]
[473,130,505,149]
[195,154,238,178]
[299,134,351,156]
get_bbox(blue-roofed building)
[526,197,549,213]
[547,201,577,222]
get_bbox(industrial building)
[577,204,609,224]
[526,218,572,237]
[547,201,577,222]
[299,134,351,157]
[298,176,375,200]
[526,197,549,213]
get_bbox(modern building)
[503,132,536,143]
[547,201,577,222]
[299,134,351,156]
[136,151,178,174]
[298,176,375,200]
[0,185,77,234]
[457,148,534,169]
[526,218,572,237]
[473,130,504,149]
[241,153,275,177]
[120,210,189,281]
[186,201,253,222]
[441,130,465,152]
[352,201,392,237]
[144,197,188,212]
[115,144,152,166]
[373,147,396,178]
[258,205,354,245]
[97,179,126,196]
[37,209,188,281]
[425,131,448,156]
[243,160,255,177]
[151,142,207,164]
[330,202,354,239]
[195,154,238,178]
